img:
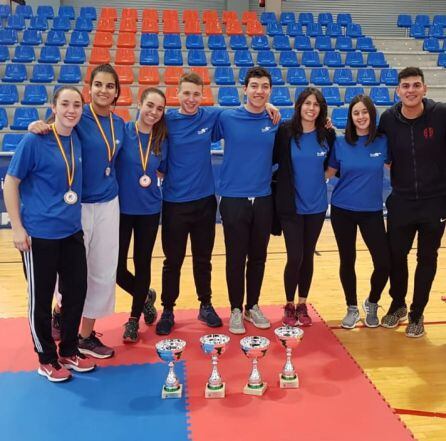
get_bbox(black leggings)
[117,213,160,319]
[281,211,325,302]
[330,205,390,306]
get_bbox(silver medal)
[64,190,78,205]
[105,166,111,176]
[139,174,152,187]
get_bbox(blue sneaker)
[156,309,175,335]
[198,303,223,327]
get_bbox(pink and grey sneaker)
[59,353,96,373]
[78,331,115,359]
[282,303,297,326]
[295,303,312,326]
[38,360,72,382]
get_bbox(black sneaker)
[52,308,61,341]
[198,303,223,327]
[405,315,425,338]
[381,305,407,328]
[143,288,157,325]
[155,309,175,335]
[123,318,140,343]
[78,331,115,359]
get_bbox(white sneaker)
[244,305,271,329]
[229,308,246,334]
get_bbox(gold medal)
[135,122,153,188]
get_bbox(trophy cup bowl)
[200,334,230,398]
[155,338,186,399]
[274,326,304,388]
[240,336,270,396]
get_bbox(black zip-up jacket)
[379,98,446,200]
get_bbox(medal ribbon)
[135,122,153,174]
[51,124,75,189]
[89,104,116,163]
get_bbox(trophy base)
[243,382,268,396]
[279,374,299,389]
[205,383,226,399]
[162,384,183,399]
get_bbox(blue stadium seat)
[287,68,308,85]
[251,35,270,50]
[58,65,81,83]
[11,107,40,130]
[310,68,332,85]
[306,23,324,37]
[357,68,379,85]
[345,86,365,103]
[270,87,293,106]
[257,50,277,66]
[218,87,240,106]
[80,7,97,21]
[322,87,343,106]
[323,51,343,67]
[335,36,354,51]
[52,17,71,31]
[6,15,26,31]
[0,46,9,62]
[415,15,430,28]
[318,13,333,26]
[0,29,18,45]
[260,12,277,25]
[433,15,446,27]
[22,84,48,105]
[267,21,284,36]
[287,22,304,37]
[46,30,67,46]
[22,29,43,46]
[2,64,27,82]
[75,17,93,32]
[397,15,412,28]
[2,134,25,152]
[279,107,294,121]
[29,17,48,31]
[186,35,204,49]
[333,68,356,85]
[279,50,299,67]
[141,34,159,48]
[345,52,366,67]
[438,52,446,67]
[211,50,230,66]
[163,34,182,49]
[295,35,312,51]
[140,49,159,65]
[0,84,18,104]
[367,52,389,67]
[410,24,425,39]
[346,23,363,37]
[70,31,89,47]
[331,107,348,129]
[238,67,248,85]
[0,108,8,130]
[273,35,291,50]
[356,37,376,52]
[16,5,33,19]
[429,25,444,38]
[269,67,285,85]
[37,6,55,20]
[31,64,55,83]
[215,67,235,85]
[294,86,308,100]
[423,37,442,52]
[326,23,343,37]
[12,45,35,63]
[280,12,295,25]
[234,49,254,67]
[58,6,76,20]
[315,36,333,51]
[337,13,352,27]
[64,46,86,64]
[0,5,11,19]
[370,87,392,106]
[208,35,226,50]
[188,49,207,66]
[298,12,314,26]
[302,51,322,67]
[380,68,398,86]
[229,35,248,50]
[39,46,61,63]
[393,90,400,103]
[165,49,183,66]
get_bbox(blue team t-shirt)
[116,122,167,215]
[329,135,388,212]
[162,107,223,203]
[75,105,125,203]
[291,131,329,215]
[215,106,278,198]
[7,132,83,239]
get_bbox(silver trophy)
[200,334,230,398]
[240,336,270,396]
[155,338,186,399]
[274,326,304,388]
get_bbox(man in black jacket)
[379,66,446,337]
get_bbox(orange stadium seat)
[246,20,264,36]
[163,20,181,34]
[166,86,179,106]
[82,85,91,103]
[115,48,135,65]
[141,19,158,33]
[164,67,184,85]
[201,86,215,105]
[142,9,158,22]
[116,86,133,106]
[99,8,117,21]
[205,21,223,35]
[222,11,238,24]
[113,107,131,122]
[89,47,111,64]
[163,10,178,23]
[226,20,243,35]
[185,21,201,34]
[117,32,136,48]
[183,10,199,23]
[119,18,137,33]
[115,66,134,84]
[93,31,113,48]
[242,11,257,24]
[121,8,138,22]
[138,85,159,101]
[190,67,211,84]
[84,66,93,83]
[138,67,160,84]
[203,10,219,23]
[96,18,115,32]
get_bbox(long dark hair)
[139,87,167,156]
[46,86,84,124]
[345,94,378,146]
[89,63,121,106]
[288,87,328,147]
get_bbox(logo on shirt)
[197,127,209,135]
[424,127,434,140]
[261,125,272,133]
[370,152,382,158]
[316,151,327,157]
